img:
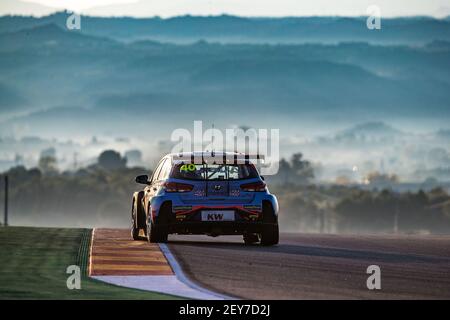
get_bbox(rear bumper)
[168,221,276,236]
[150,192,279,219]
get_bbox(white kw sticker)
[201,210,235,221]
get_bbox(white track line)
[159,243,236,300]
[88,228,95,277]
[89,228,235,299]
[91,274,222,300]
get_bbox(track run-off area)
[89,228,230,299]
[89,229,450,299]
[90,228,173,276]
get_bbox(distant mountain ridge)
[0,22,118,51]
[0,18,449,138]
[336,122,404,139]
[1,12,450,45]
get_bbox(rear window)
[170,164,259,181]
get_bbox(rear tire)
[131,226,140,240]
[131,201,141,241]
[146,203,170,243]
[147,222,168,243]
[260,224,279,246]
[131,192,146,241]
[260,202,279,246]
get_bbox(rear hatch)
[206,180,229,197]
[171,163,258,203]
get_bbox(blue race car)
[131,151,279,245]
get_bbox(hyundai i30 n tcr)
[131,152,279,245]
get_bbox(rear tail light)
[240,181,266,192]
[163,182,194,193]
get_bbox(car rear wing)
[173,153,265,165]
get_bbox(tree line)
[0,150,449,233]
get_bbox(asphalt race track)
[167,233,450,299]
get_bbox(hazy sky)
[2,0,450,17]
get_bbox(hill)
[1,13,450,44]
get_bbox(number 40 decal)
[180,164,196,172]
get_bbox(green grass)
[0,226,180,299]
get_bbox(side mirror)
[260,176,265,181]
[135,175,150,185]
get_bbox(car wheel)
[260,202,279,246]
[147,220,168,243]
[260,224,279,246]
[131,202,140,241]
[147,220,156,243]
[243,233,259,245]
[146,203,169,243]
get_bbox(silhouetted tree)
[278,158,291,184]
[290,153,314,185]
[98,150,127,170]
[269,152,315,185]
[365,171,398,188]
[38,156,58,175]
